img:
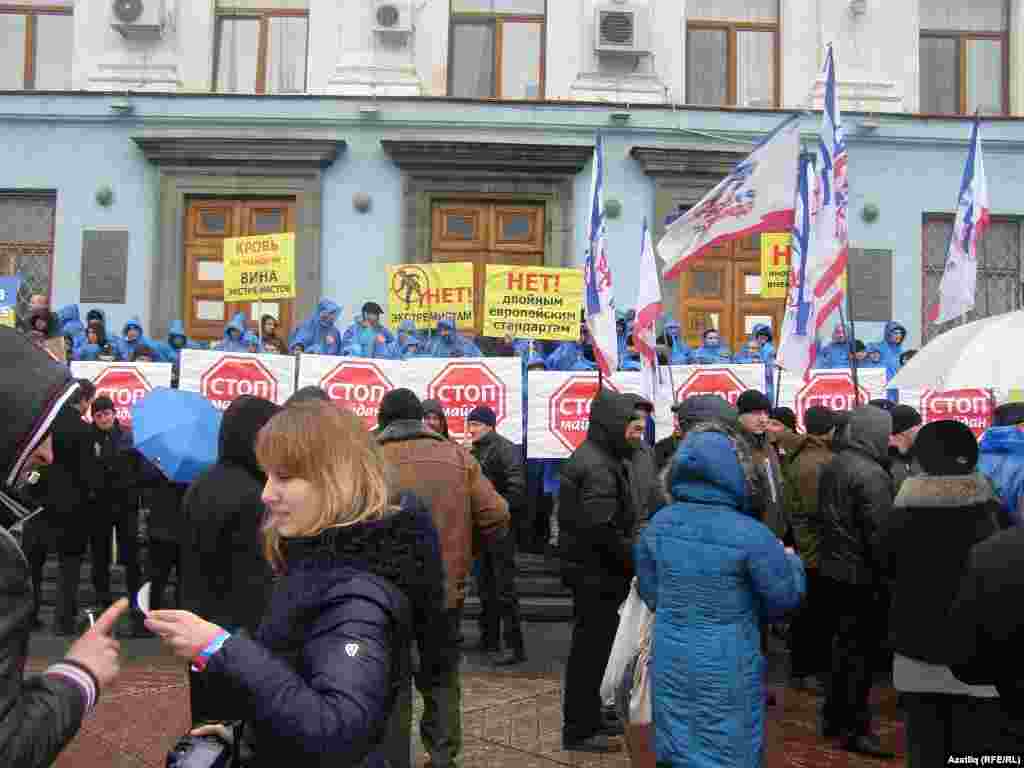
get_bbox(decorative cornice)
[381,139,593,176]
[132,135,345,168]
[630,146,744,178]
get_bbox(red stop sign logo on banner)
[675,368,746,406]
[794,372,870,430]
[91,367,152,426]
[427,362,507,440]
[200,357,278,411]
[319,361,394,430]
[921,389,993,439]
[549,376,620,453]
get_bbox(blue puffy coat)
[661,320,691,365]
[289,299,344,355]
[979,426,1024,526]
[116,316,154,360]
[880,321,907,380]
[423,318,481,358]
[155,320,201,365]
[214,313,250,353]
[691,342,732,365]
[57,305,86,354]
[342,318,397,359]
[634,427,805,768]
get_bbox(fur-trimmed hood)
[894,473,997,509]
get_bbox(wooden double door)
[184,198,296,344]
[431,201,546,334]
[677,233,784,354]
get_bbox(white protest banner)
[899,387,1004,439]
[179,349,296,410]
[777,368,888,431]
[526,366,768,459]
[297,355,523,443]
[70,361,173,427]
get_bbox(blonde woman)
[147,402,445,768]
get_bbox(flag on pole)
[777,155,819,377]
[657,114,802,280]
[583,133,619,377]
[810,44,849,333]
[928,118,990,325]
[634,218,661,403]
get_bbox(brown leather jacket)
[377,420,509,608]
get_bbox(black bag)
[165,734,236,768]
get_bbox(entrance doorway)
[677,233,784,354]
[183,198,296,344]
[430,201,546,334]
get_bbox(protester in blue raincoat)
[289,299,344,355]
[76,322,117,361]
[545,327,597,372]
[155,320,200,365]
[733,339,763,364]
[635,422,805,767]
[85,308,121,349]
[400,335,424,360]
[858,342,885,369]
[342,301,396,359]
[752,325,775,367]
[212,313,249,353]
[879,321,907,381]
[243,330,262,353]
[979,404,1024,527]
[391,319,422,357]
[424,317,481,358]
[816,324,853,369]
[116,317,154,360]
[57,305,86,355]
[659,319,691,365]
[692,328,732,365]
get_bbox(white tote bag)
[600,578,652,706]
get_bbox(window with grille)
[686,0,779,108]
[0,193,56,319]
[449,0,545,100]
[922,215,1022,345]
[919,0,1007,115]
[0,6,73,91]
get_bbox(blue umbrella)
[131,387,222,484]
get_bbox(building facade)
[1,0,1022,350]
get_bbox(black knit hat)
[994,403,1024,427]
[737,390,772,416]
[804,406,836,436]
[467,405,497,428]
[378,388,423,429]
[890,404,923,436]
[771,407,797,432]
[913,420,978,476]
[362,301,384,317]
[0,327,78,489]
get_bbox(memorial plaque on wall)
[80,228,129,304]
[847,247,893,322]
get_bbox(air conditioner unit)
[594,4,650,56]
[110,0,166,41]
[373,0,413,35]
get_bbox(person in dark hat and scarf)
[656,395,740,471]
[342,301,396,359]
[421,399,451,440]
[875,420,1003,766]
[180,394,282,726]
[889,404,923,494]
[737,390,788,539]
[0,327,130,767]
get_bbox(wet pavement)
[27,621,904,767]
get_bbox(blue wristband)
[191,631,231,673]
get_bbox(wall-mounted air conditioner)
[374,0,413,37]
[594,3,651,57]
[111,0,166,41]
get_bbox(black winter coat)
[873,473,1000,666]
[204,497,443,768]
[89,422,144,504]
[46,405,96,552]
[557,390,659,595]
[817,406,895,587]
[471,430,525,514]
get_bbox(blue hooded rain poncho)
[979,425,1024,527]
[880,321,907,380]
[751,324,775,366]
[732,340,763,364]
[342,302,397,359]
[691,329,732,365]
[863,342,886,369]
[289,299,344,355]
[57,305,86,355]
[155,320,201,365]
[116,316,153,361]
[816,323,853,369]
[661,319,691,365]
[634,425,805,767]
[424,318,481,358]
[214,313,251,353]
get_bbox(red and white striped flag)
[634,218,661,403]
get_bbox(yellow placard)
[1009,389,1024,403]
[223,233,296,302]
[387,263,475,330]
[760,232,792,299]
[0,308,14,328]
[482,265,584,341]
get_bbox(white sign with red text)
[296,355,523,443]
[179,349,296,409]
[903,387,1003,439]
[70,361,172,427]
[525,365,764,459]
[777,368,888,431]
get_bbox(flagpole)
[840,296,861,407]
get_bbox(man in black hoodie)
[817,405,896,758]
[557,389,658,753]
[180,394,281,725]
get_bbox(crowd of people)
[6,294,1024,768]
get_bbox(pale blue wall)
[2,92,1023,352]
